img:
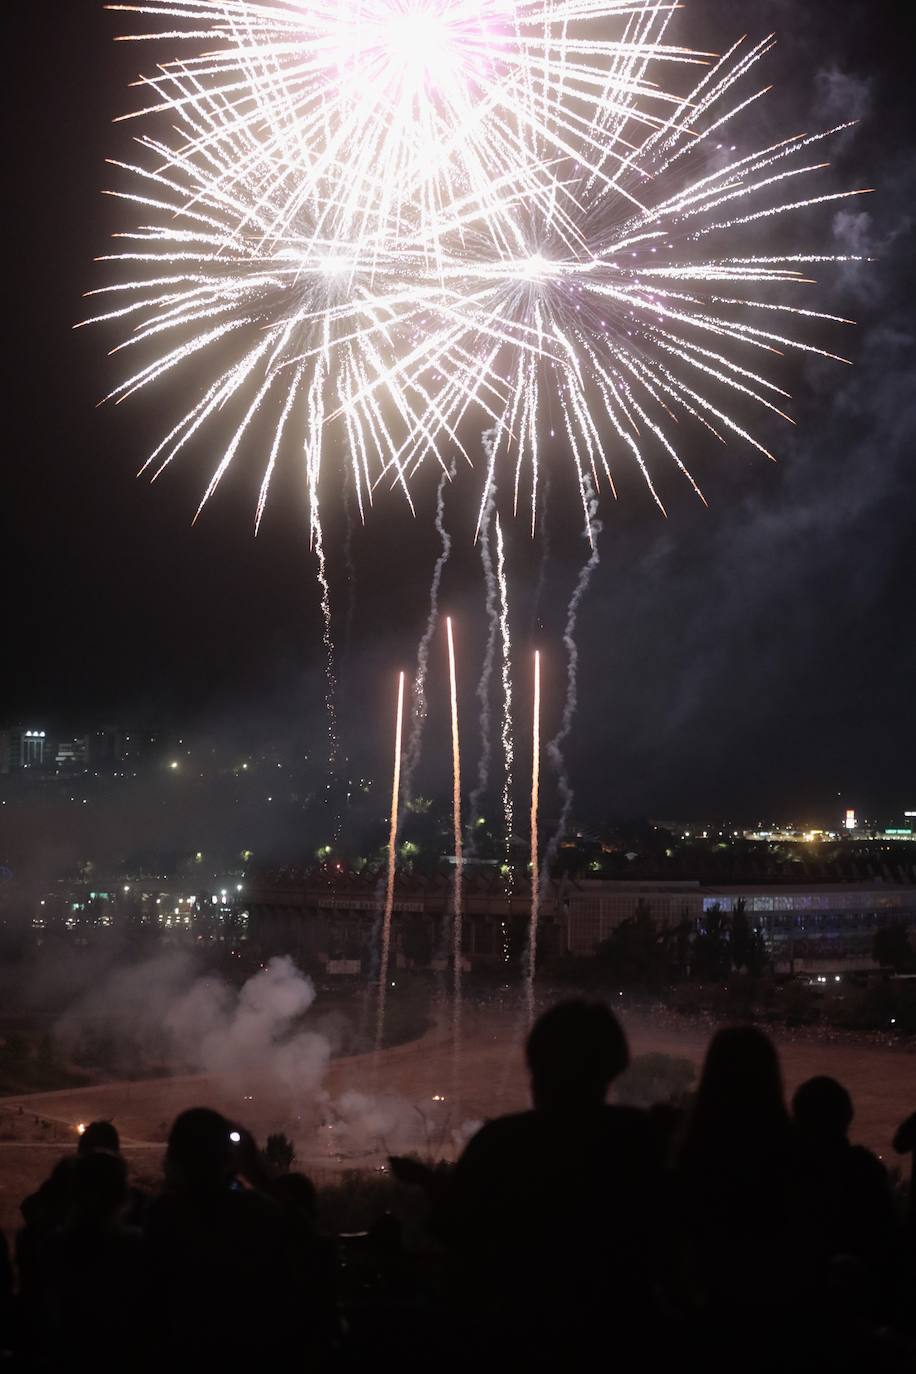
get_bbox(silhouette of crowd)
[1,1002,914,1372]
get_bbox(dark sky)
[5,1,914,827]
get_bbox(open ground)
[1,1001,913,1236]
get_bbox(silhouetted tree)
[263,1132,296,1173]
[597,900,664,987]
[872,922,914,972]
[663,908,693,979]
[731,898,769,977]
[691,903,731,981]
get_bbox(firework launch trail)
[446,616,464,1060]
[375,670,405,1053]
[527,648,541,1025]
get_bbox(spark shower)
[89,1,867,535]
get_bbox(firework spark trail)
[540,479,602,887]
[308,478,341,833]
[375,670,405,1053]
[108,1,709,256]
[341,468,357,666]
[530,472,551,637]
[401,461,456,807]
[446,616,463,1068]
[495,514,514,959]
[527,649,541,1025]
[467,449,500,851]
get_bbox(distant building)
[55,737,89,770]
[238,866,916,976]
[562,878,916,972]
[0,726,51,774]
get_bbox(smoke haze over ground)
[47,951,472,1158]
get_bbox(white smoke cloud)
[55,954,466,1162]
[164,956,330,1098]
[56,953,329,1101]
[332,1089,422,1154]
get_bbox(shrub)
[263,1131,296,1172]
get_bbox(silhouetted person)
[16,1154,80,1350]
[21,1119,123,1249]
[76,1117,148,1227]
[674,1028,812,1369]
[77,1119,120,1155]
[273,1172,341,1352]
[893,1110,916,1240]
[433,1000,664,1362]
[0,1230,12,1359]
[793,1076,895,1277]
[144,1108,305,1374]
[41,1150,146,1373]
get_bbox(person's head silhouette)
[165,1108,236,1194]
[77,1120,120,1156]
[688,1026,787,1142]
[526,1000,629,1110]
[273,1172,318,1226]
[64,1150,128,1227]
[792,1076,853,1142]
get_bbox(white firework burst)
[87,4,870,530]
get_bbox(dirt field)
[1,1003,913,1237]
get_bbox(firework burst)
[88,4,869,530]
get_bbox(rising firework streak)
[446,617,463,1050]
[375,670,405,1053]
[495,515,514,896]
[527,649,541,1025]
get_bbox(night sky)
[5,1,914,826]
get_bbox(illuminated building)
[55,737,89,769]
[0,726,51,773]
[562,879,916,972]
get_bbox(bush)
[873,923,915,972]
[263,1131,296,1172]
[316,1170,434,1245]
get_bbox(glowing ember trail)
[495,514,514,960]
[375,670,405,1053]
[402,463,454,807]
[446,616,463,1050]
[311,501,340,823]
[527,649,541,1025]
